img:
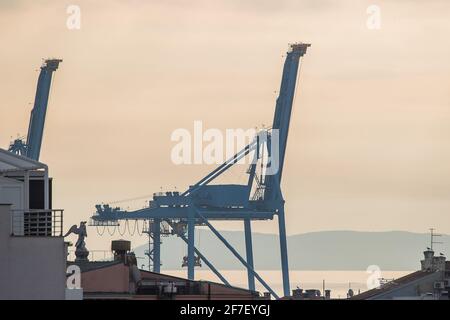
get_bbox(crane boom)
[272,43,309,179]
[25,59,62,160]
[9,59,62,159]
[264,43,309,204]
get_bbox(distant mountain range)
[133,230,449,271]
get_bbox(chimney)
[111,239,131,262]
[421,249,447,272]
[421,249,434,271]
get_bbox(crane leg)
[187,208,195,280]
[153,218,161,273]
[278,208,290,297]
[244,218,255,291]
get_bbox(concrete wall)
[0,204,66,299]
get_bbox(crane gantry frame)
[91,43,310,298]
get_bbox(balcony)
[10,209,63,237]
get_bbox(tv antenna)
[429,228,443,251]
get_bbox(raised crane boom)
[272,43,309,180]
[26,59,62,160]
[264,43,309,206]
[8,59,62,160]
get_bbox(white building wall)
[0,204,66,300]
[0,177,25,209]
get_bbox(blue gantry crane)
[8,59,62,160]
[90,43,310,298]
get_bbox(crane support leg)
[278,208,290,297]
[197,211,279,299]
[244,218,255,291]
[187,208,195,280]
[165,219,230,286]
[177,234,231,286]
[153,218,161,273]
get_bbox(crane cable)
[136,220,143,236]
[107,225,116,236]
[127,219,135,236]
[96,225,105,236]
[118,221,127,236]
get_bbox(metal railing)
[88,218,119,226]
[67,250,114,261]
[11,209,64,237]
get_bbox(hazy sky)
[1,0,450,250]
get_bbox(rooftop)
[350,270,438,300]
[0,148,47,173]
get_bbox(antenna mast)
[430,228,443,251]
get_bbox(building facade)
[0,150,67,299]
